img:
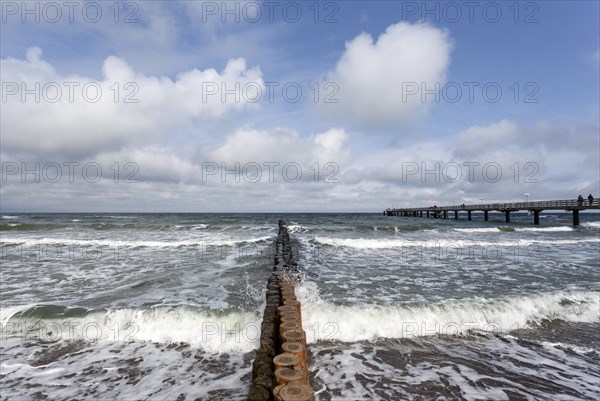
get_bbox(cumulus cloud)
[95,148,200,184]
[453,119,519,157]
[0,48,264,158]
[324,21,453,128]
[208,127,350,167]
[337,118,599,205]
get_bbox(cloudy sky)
[1,0,598,212]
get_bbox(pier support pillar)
[505,211,510,223]
[443,211,447,219]
[426,211,429,218]
[467,211,472,221]
[484,211,488,221]
[533,210,540,225]
[573,210,580,226]
[454,211,458,219]
[420,211,423,217]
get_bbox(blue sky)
[1,0,599,212]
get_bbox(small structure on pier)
[385,198,599,226]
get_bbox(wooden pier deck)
[386,198,599,226]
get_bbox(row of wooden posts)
[248,221,313,401]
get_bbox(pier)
[248,221,313,401]
[385,198,599,226]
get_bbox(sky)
[1,0,599,212]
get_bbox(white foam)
[313,236,600,249]
[582,221,600,229]
[2,306,261,353]
[454,228,501,233]
[0,304,36,325]
[1,215,19,219]
[288,225,309,233]
[0,235,273,248]
[0,335,251,400]
[540,341,599,354]
[296,287,600,343]
[515,226,574,232]
[310,331,600,401]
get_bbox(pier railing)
[386,198,599,226]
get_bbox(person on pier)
[578,195,584,206]
[588,194,594,206]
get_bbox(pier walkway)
[386,198,599,226]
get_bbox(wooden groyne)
[386,198,600,226]
[248,221,313,401]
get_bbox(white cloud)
[0,48,264,158]
[324,21,453,128]
[208,127,350,167]
[335,118,599,205]
[95,148,200,184]
[453,119,518,157]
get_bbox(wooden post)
[275,368,305,386]
[454,211,458,219]
[467,211,472,221]
[573,209,580,226]
[250,221,313,400]
[505,211,510,223]
[275,383,314,401]
[533,210,540,225]
[484,211,488,221]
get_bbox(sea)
[1,212,599,400]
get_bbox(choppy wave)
[515,226,574,232]
[7,291,596,351]
[0,235,274,248]
[1,305,260,353]
[582,221,600,229]
[288,224,309,233]
[296,286,600,343]
[0,223,65,231]
[452,226,574,233]
[353,224,433,233]
[454,227,501,233]
[95,215,140,219]
[313,236,600,249]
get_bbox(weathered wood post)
[249,221,314,401]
